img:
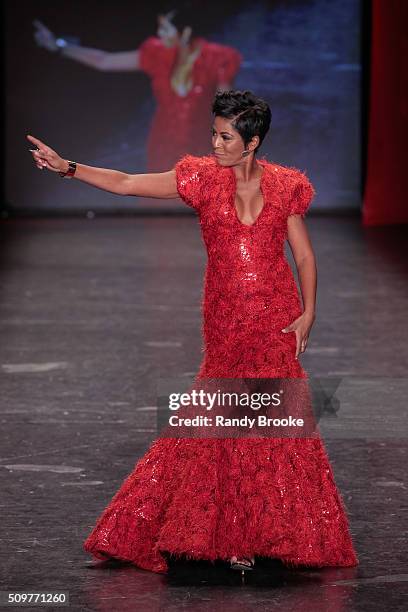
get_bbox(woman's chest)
[233,180,266,227]
[200,175,287,233]
[198,193,288,257]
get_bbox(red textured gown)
[138,37,242,172]
[83,154,359,573]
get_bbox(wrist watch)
[55,38,68,52]
[59,161,77,178]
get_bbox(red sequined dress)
[83,154,359,573]
[138,37,242,171]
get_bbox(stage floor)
[0,216,407,611]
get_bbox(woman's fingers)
[295,332,301,359]
[31,148,45,157]
[32,155,47,168]
[33,19,53,39]
[30,149,45,162]
[157,11,178,40]
[27,135,54,160]
[29,147,49,170]
[180,26,192,47]
[32,20,57,51]
[281,317,310,359]
[32,153,45,169]
[295,331,309,358]
[28,140,63,173]
[298,336,308,357]
[26,134,46,149]
[33,19,48,32]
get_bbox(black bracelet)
[59,161,77,178]
[55,38,68,53]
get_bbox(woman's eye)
[212,131,230,140]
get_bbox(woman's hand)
[157,12,179,47]
[26,133,178,196]
[281,311,315,359]
[33,20,59,52]
[27,134,68,173]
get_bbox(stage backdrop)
[6,0,362,214]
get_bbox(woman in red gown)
[27,90,359,575]
[33,14,242,171]
[138,33,242,171]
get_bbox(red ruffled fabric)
[83,155,359,573]
[83,438,358,574]
[138,37,242,171]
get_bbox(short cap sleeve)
[174,154,208,211]
[288,171,316,218]
[139,37,165,77]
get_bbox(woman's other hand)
[27,134,67,173]
[157,11,179,47]
[281,311,316,359]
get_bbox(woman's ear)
[249,135,260,153]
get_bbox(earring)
[242,150,250,157]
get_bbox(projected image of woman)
[33,12,242,172]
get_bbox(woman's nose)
[213,135,223,149]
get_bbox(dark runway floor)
[0,215,407,611]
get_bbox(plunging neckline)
[228,161,267,229]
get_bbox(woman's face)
[211,116,257,166]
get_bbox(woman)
[27,89,359,576]
[33,14,242,171]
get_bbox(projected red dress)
[83,155,359,573]
[138,37,242,171]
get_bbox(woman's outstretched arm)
[33,19,140,72]
[26,134,178,199]
[62,46,140,72]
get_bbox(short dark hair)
[212,90,272,153]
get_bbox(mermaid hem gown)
[83,154,359,573]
